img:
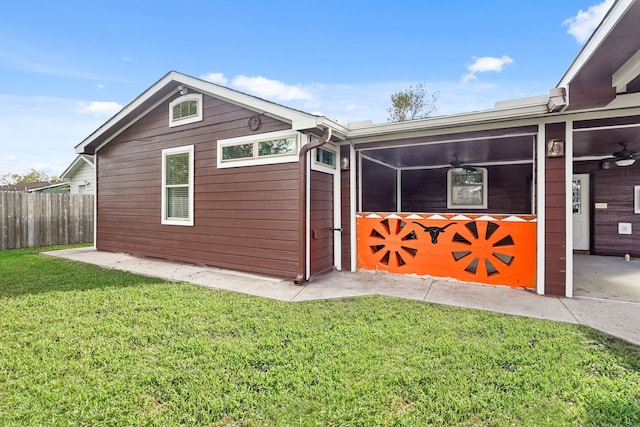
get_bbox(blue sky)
[0,0,614,179]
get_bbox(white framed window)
[161,145,194,226]
[217,130,302,169]
[447,168,488,209]
[169,94,203,127]
[311,145,337,173]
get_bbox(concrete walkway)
[44,247,640,346]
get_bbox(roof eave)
[75,71,345,154]
[346,101,550,141]
[557,0,634,90]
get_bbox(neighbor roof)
[60,154,94,180]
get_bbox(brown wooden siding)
[401,164,532,214]
[340,145,352,271]
[574,161,640,257]
[544,123,567,296]
[310,170,334,275]
[96,92,300,278]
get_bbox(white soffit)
[612,49,640,93]
[557,0,634,89]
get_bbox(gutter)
[294,127,333,285]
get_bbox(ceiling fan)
[448,154,477,171]
[609,142,640,167]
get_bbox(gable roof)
[75,71,347,155]
[558,0,640,109]
[60,154,94,180]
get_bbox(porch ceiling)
[362,134,535,168]
[573,115,640,158]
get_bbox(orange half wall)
[357,213,537,288]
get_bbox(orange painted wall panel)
[357,213,536,288]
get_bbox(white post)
[565,120,574,297]
[536,124,546,295]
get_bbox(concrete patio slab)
[561,297,640,345]
[425,280,579,324]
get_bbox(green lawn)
[1,247,639,426]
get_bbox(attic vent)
[169,93,203,127]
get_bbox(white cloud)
[0,154,17,161]
[563,0,614,44]
[231,75,314,101]
[76,101,122,116]
[97,83,106,89]
[468,55,514,73]
[122,56,132,62]
[462,55,514,84]
[201,72,228,85]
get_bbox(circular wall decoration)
[248,115,262,131]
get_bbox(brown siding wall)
[574,162,640,257]
[544,123,567,296]
[340,145,352,271]
[401,164,532,214]
[310,170,334,274]
[96,93,300,278]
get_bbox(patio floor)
[574,254,640,303]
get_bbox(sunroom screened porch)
[352,121,540,289]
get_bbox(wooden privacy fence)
[0,192,94,250]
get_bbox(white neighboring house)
[60,155,95,195]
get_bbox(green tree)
[0,169,57,185]
[387,83,439,122]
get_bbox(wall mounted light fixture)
[547,139,564,157]
[340,157,350,171]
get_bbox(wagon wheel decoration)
[368,218,420,268]
[451,221,516,278]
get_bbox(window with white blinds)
[161,145,194,226]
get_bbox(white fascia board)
[347,101,549,143]
[557,0,634,89]
[80,154,95,166]
[75,71,333,154]
[75,72,179,153]
[613,49,640,93]
[60,154,94,179]
[59,155,84,179]
[316,117,349,140]
[170,73,321,128]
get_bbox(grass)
[1,247,639,426]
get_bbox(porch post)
[543,122,568,296]
[565,120,574,297]
[350,143,357,272]
[536,124,546,295]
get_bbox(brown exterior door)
[310,170,334,275]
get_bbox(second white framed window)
[447,168,488,209]
[217,130,302,168]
